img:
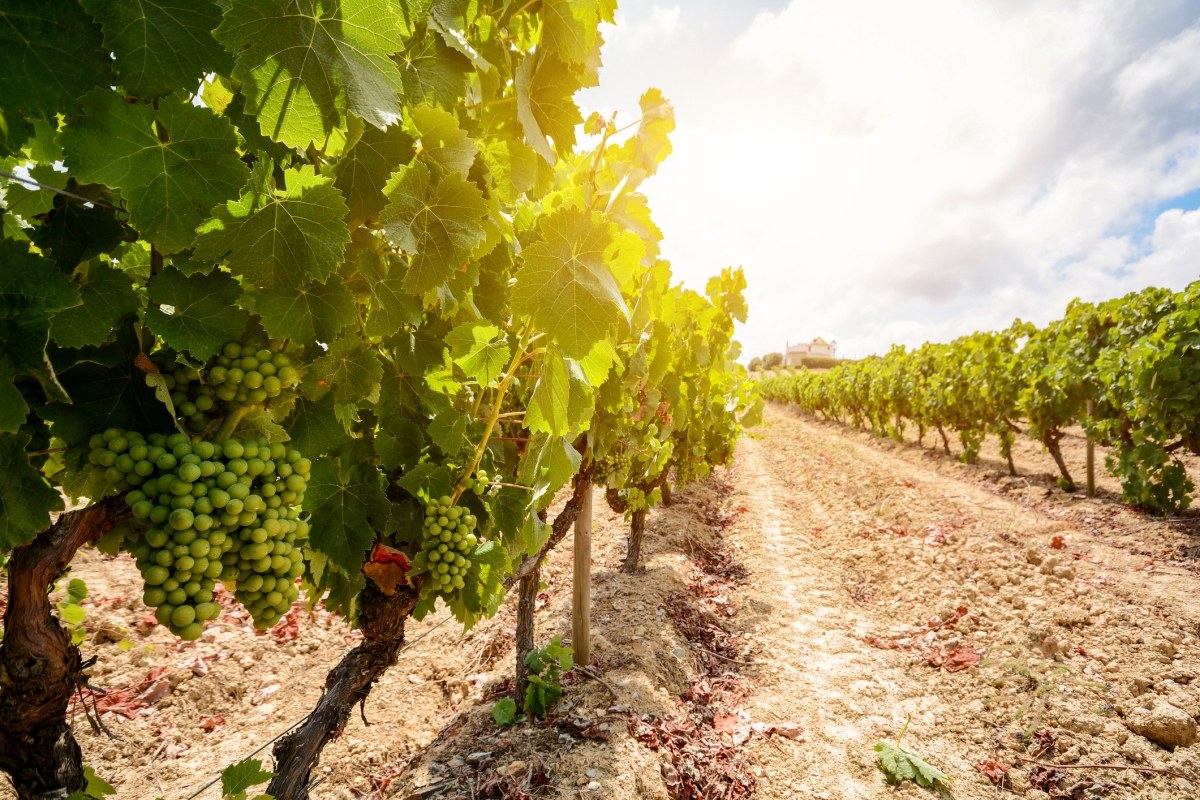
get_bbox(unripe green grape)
[166,587,188,605]
[155,604,176,626]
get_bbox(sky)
[578,0,1200,361]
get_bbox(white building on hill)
[785,337,837,366]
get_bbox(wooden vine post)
[1086,398,1096,497]
[572,483,593,666]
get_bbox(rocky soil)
[3,401,1199,800]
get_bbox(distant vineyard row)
[760,282,1200,512]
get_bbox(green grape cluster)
[205,340,299,409]
[462,468,492,496]
[420,495,479,592]
[91,429,312,639]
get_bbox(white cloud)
[589,0,1200,360]
[603,5,682,50]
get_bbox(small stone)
[586,769,597,778]
[587,781,601,791]
[466,752,491,765]
[448,756,465,768]
[1126,698,1197,749]
[672,647,685,659]
[498,760,526,776]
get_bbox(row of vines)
[761,282,1200,513]
[0,1,759,799]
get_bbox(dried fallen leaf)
[1050,535,1067,550]
[751,721,805,740]
[974,759,1010,784]
[363,543,411,595]
[198,715,226,732]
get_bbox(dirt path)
[6,403,1200,800]
[725,404,1200,799]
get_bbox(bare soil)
[5,401,1200,800]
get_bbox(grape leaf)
[379,161,487,295]
[219,757,274,800]
[354,248,422,336]
[0,240,80,432]
[511,206,626,359]
[518,432,580,511]
[79,0,232,99]
[373,416,424,470]
[0,432,65,549]
[286,394,346,458]
[427,406,467,456]
[306,456,389,573]
[214,0,410,149]
[194,164,351,289]
[29,196,126,270]
[143,267,248,360]
[480,138,537,204]
[305,336,383,407]
[60,91,248,255]
[254,278,356,346]
[233,407,287,444]
[516,51,583,164]
[49,263,140,349]
[525,344,569,435]
[394,461,452,501]
[409,104,477,177]
[2,162,66,220]
[331,119,414,223]
[40,358,175,446]
[397,32,471,111]
[874,740,953,789]
[489,485,529,543]
[221,90,296,166]
[0,1,112,121]
[540,0,600,66]
[446,321,509,385]
[23,118,62,162]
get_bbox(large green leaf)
[60,91,248,255]
[143,267,248,359]
[511,206,625,359]
[0,240,79,433]
[214,0,410,149]
[373,416,423,470]
[446,321,509,385]
[286,394,347,458]
[79,0,232,99]
[0,432,64,549]
[2,162,67,220]
[525,344,569,435]
[49,263,140,349]
[254,278,356,346]
[306,335,383,407]
[540,0,600,66]
[518,432,580,511]
[0,1,112,121]
[516,52,582,164]
[28,195,126,270]
[357,249,422,337]
[331,119,414,223]
[480,138,537,204]
[305,456,389,573]
[426,406,466,456]
[194,164,351,289]
[409,104,477,177]
[40,358,175,446]
[379,161,487,295]
[394,461,451,501]
[397,31,471,110]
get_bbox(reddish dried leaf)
[198,714,226,732]
[942,647,982,672]
[975,759,1011,784]
[363,560,408,595]
[1050,535,1067,550]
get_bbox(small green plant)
[875,713,952,790]
[219,758,274,800]
[982,645,1110,737]
[67,766,115,800]
[492,697,525,726]
[523,636,574,717]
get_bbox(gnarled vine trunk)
[1043,429,1075,489]
[0,498,129,800]
[621,509,647,574]
[936,424,951,454]
[270,465,597,798]
[513,567,538,704]
[267,583,419,800]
